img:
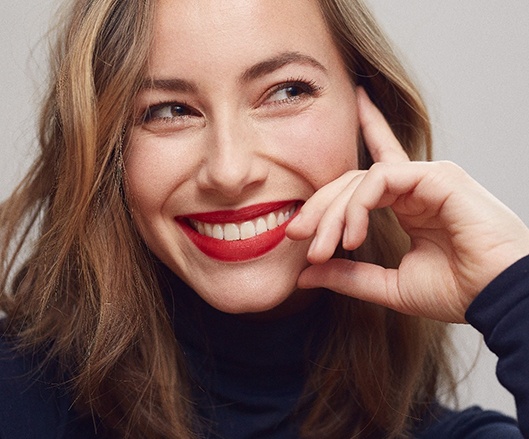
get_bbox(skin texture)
[126,0,359,315]
[288,88,529,322]
[126,0,529,322]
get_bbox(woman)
[1,0,528,438]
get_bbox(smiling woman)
[126,1,359,315]
[1,1,529,439]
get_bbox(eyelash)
[263,77,322,106]
[140,100,197,125]
[139,77,322,125]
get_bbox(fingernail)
[343,227,349,247]
[308,235,319,257]
[289,212,301,225]
[287,211,303,231]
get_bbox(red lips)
[176,201,300,262]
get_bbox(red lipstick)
[176,201,300,262]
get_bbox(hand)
[286,87,529,323]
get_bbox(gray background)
[2,1,528,418]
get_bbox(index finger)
[357,87,410,163]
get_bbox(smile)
[189,203,296,241]
[176,201,301,262]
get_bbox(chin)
[197,281,298,315]
[157,233,313,317]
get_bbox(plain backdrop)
[1,0,528,419]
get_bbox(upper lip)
[178,200,301,224]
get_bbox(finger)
[286,170,364,241]
[306,172,367,264]
[357,87,410,164]
[297,258,404,312]
[297,259,463,322]
[342,162,426,249]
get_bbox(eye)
[265,79,321,105]
[141,102,199,124]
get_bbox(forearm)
[466,254,529,437]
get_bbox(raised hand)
[286,87,529,323]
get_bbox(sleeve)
[415,406,521,439]
[465,253,529,438]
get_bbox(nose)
[196,116,268,199]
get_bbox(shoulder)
[415,405,522,438]
[0,334,99,439]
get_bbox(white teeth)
[266,212,277,230]
[255,218,267,235]
[240,221,256,239]
[189,204,297,241]
[212,224,224,240]
[224,223,240,241]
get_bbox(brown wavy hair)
[0,0,454,437]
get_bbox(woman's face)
[127,0,359,315]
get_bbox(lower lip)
[177,204,299,262]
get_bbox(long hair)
[0,1,194,437]
[0,0,454,438]
[298,1,454,437]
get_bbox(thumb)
[298,259,397,308]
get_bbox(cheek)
[263,108,359,190]
[124,146,165,216]
[123,134,196,215]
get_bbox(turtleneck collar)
[159,264,330,392]
[157,264,331,438]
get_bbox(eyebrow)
[140,77,198,93]
[239,51,327,83]
[141,51,327,91]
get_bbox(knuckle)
[433,160,466,178]
[369,161,392,175]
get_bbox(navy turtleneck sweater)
[162,270,330,438]
[1,256,529,438]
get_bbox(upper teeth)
[190,205,296,241]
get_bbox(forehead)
[149,0,341,78]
